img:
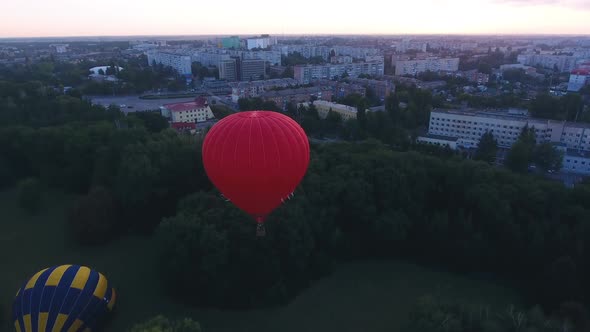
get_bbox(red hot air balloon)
[202,110,310,236]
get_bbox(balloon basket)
[256,223,266,237]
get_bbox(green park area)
[0,188,520,332]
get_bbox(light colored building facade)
[240,50,281,66]
[419,108,590,174]
[161,97,214,124]
[246,37,277,50]
[191,52,231,67]
[293,61,385,84]
[426,108,590,151]
[517,54,581,73]
[567,69,589,92]
[277,45,380,61]
[394,58,460,76]
[562,150,590,175]
[310,100,358,121]
[147,51,192,75]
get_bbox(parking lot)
[87,95,197,113]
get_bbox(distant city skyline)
[1,0,589,38]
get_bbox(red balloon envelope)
[202,110,310,226]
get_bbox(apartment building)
[161,97,214,124]
[147,51,192,75]
[294,61,384,83]
[229,78,299,102]
[261,86,333,106]
[418,108,590,174]
[394,58,460,76]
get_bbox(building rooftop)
[313,100,358,113]
[261,86,330,97]
[163,97,208,112]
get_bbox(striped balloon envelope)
[12,265,116,332]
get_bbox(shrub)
[67,187,119,245]
[17,178,42,213]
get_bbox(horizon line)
[2,32,590,41]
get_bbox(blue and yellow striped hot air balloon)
[12,265,116,332]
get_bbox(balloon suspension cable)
[256,217,266,237]
[256,223,266,237]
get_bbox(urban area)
[2,32,590,332]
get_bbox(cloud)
[490,0,590,9]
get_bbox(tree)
[505,125,537,173]
[477,62,492,75]
[129,315,201,332]
[474,131,498,164]
[67,187,119,245]
[533,142,563,171]
[128,111,169,133]
[17,178,42,214]
[505,141,532,173]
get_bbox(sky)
[1,0,589,38]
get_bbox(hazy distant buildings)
[221,36,240,49]
[517,54,581,72]
[394,58,460,76]
[239,50,281,66]
[191,52,231,67]
[293,61,385,83]
[147,50,192,75]
[278,45,380,61]
[247,36,277,50]
[219,57,266,81]
[50,44,69,53]
[331,55,353,64]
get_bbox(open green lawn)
[0,188,521,332]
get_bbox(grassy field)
[0,188,521,332]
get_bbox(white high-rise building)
[246,37,277,50]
